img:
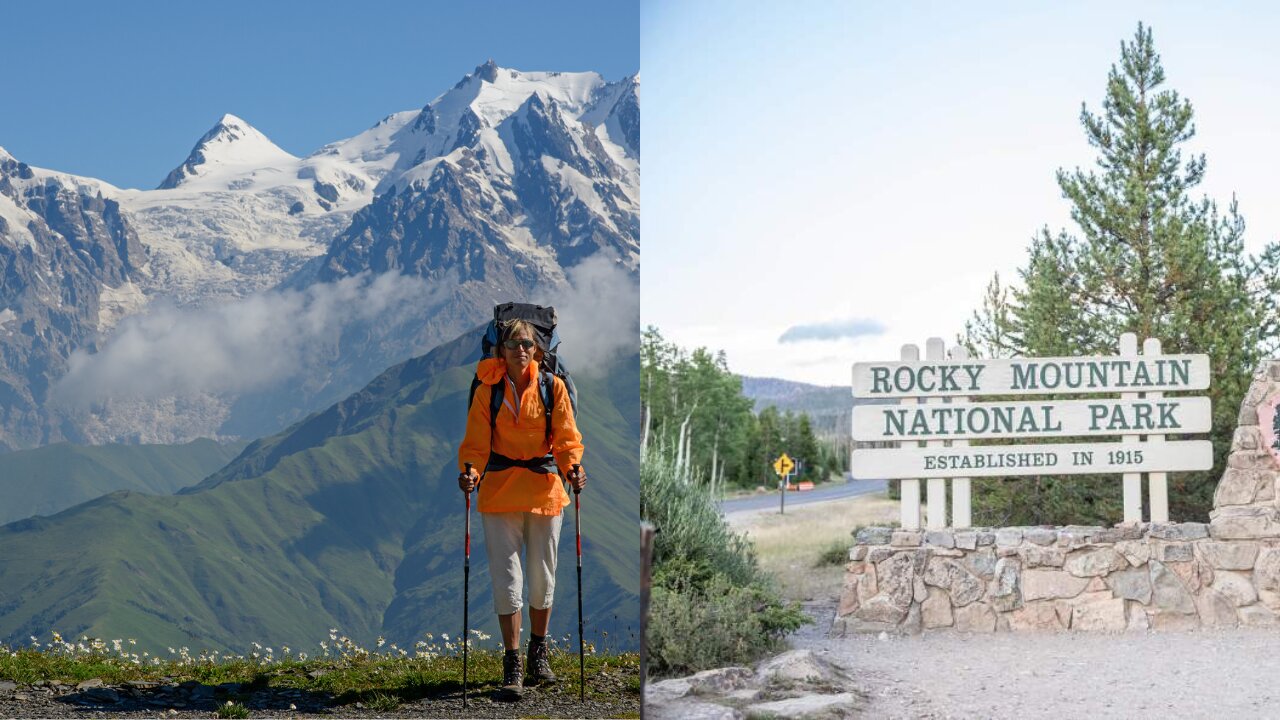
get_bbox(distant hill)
[739,376,852,439]
[740,376,850,414]
[0,439,246,525]
[0,328,639,653]
[739,375,900,445]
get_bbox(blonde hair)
[497,319,543,359]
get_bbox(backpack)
[468,302,578,474]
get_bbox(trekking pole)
[572,463,584,702]
[462,462,473,708]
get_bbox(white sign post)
[899,344,921,531]
[851,334,1211,530]
[925,338,946,530]
[952,345,972,529]
[1145,337,1170,523]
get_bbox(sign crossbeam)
[852,397,1212,442]
[853,354,1210,399]
[850,439,1213,479]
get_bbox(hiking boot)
[500,650,524,699]
[526,639,557,684]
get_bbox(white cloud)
[540,255,639,374]
[779,318,886,343]
[53,271,449,406]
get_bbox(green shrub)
[641,450,758,587]
[366,692,400,711]
[216,702,249,719]
[648,571,806,677]
[641,449,808,676]
[814,540,849,568]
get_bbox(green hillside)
[0,329,640,654]
[0,439,247,525]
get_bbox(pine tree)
[748,407,782,487]
[966,23,1280,524]
[795,414,821,480]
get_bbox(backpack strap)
[540,370,555,441]
[489,378,504,431]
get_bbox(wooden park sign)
[850,335,1212,530]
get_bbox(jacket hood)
[476,357,538,385]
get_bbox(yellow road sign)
[773,453,794,477]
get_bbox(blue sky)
[642,1,1280,385]
[0,0,637,189]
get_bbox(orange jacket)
[458,358,584,515]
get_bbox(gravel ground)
[792,600,1280,719]
[0,678,637,719]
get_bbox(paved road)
[718,477,887,515]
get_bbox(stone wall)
[835,359,1280,635]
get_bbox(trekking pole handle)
[572,463,582,495]
[463,463,473,557]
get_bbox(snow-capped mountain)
[315,63,639,285]
[158,114,300,190]
[0,147,146,448]
[0,62,639,450]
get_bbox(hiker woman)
[457,319,585,698]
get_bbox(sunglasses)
[503,339,536,351]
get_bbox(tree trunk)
[710,426,720,496]
[675,403,697,483]
[640,401,651,455]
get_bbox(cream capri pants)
[481,510,564,615]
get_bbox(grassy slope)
[0,440,246,525]
[0,332,639,654]
[725,493,898,602]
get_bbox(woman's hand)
[567,464,587,493]
[458,467,479,493]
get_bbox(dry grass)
[725,493,898,602]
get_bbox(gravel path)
[792,600,1280,719]
[0,678,637,719]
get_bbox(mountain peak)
[158,113,296,190]
[474,59,500,82]
[194,113,276,149]
[427,62,606,136]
